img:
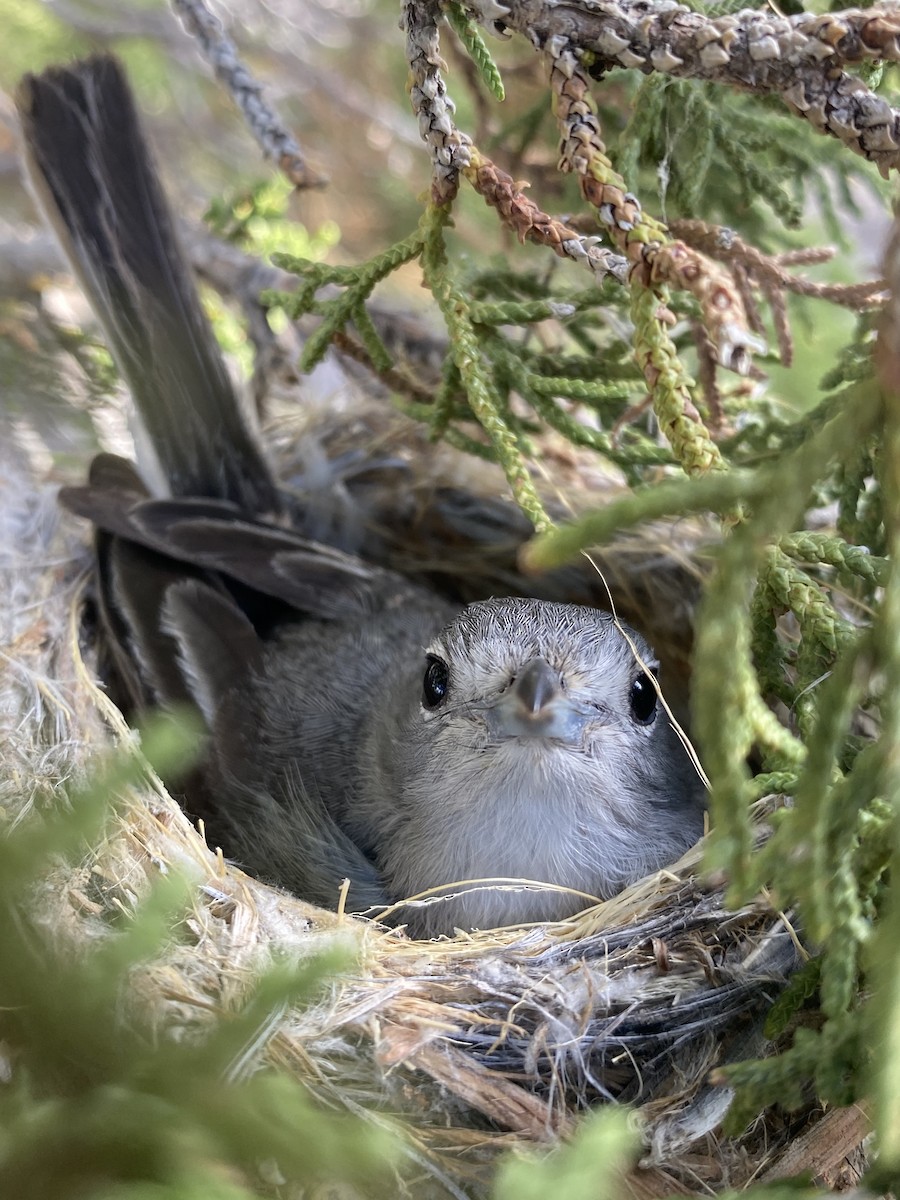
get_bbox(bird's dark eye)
[630,673,658,725]
[423,656,450,708]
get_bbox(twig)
[691,319,725,432]
[465,152,629,284]
[330,330,436,405]
[170,0,327,189]
[671,220,887,309]
[548,45,761,374]
[403,0,473,203]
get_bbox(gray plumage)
[20,55,705,938]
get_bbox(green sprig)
[468,298,581,325]
[350,301,393,374]
[526,375,638,403]
[781,530,888,590]
[764,957,821,1039]
[443,1,505,101]
[630,285,726,477]
[264,232,425,373]
[420,205,551,531]
[522,467,758,572]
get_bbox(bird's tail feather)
[17,54,281,515]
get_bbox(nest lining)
[0,402,861,1199]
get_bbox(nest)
[0,388,869,1199]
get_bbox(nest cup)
[0,393,862,1198]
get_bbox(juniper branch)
[421,205,552,530]
[171,0,326,188]
[549,47,762,374]
[630,287,726,476]
[403,0,473,203]
[672,220,887,310]
[477,0,900,175]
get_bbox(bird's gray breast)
[375,717,704,934]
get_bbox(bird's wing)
[60,454,421,622]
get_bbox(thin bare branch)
[171,0,327,189]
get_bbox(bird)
[18,54,705,938]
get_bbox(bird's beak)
[484,657,593,743]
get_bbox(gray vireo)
[19,56,704,937]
